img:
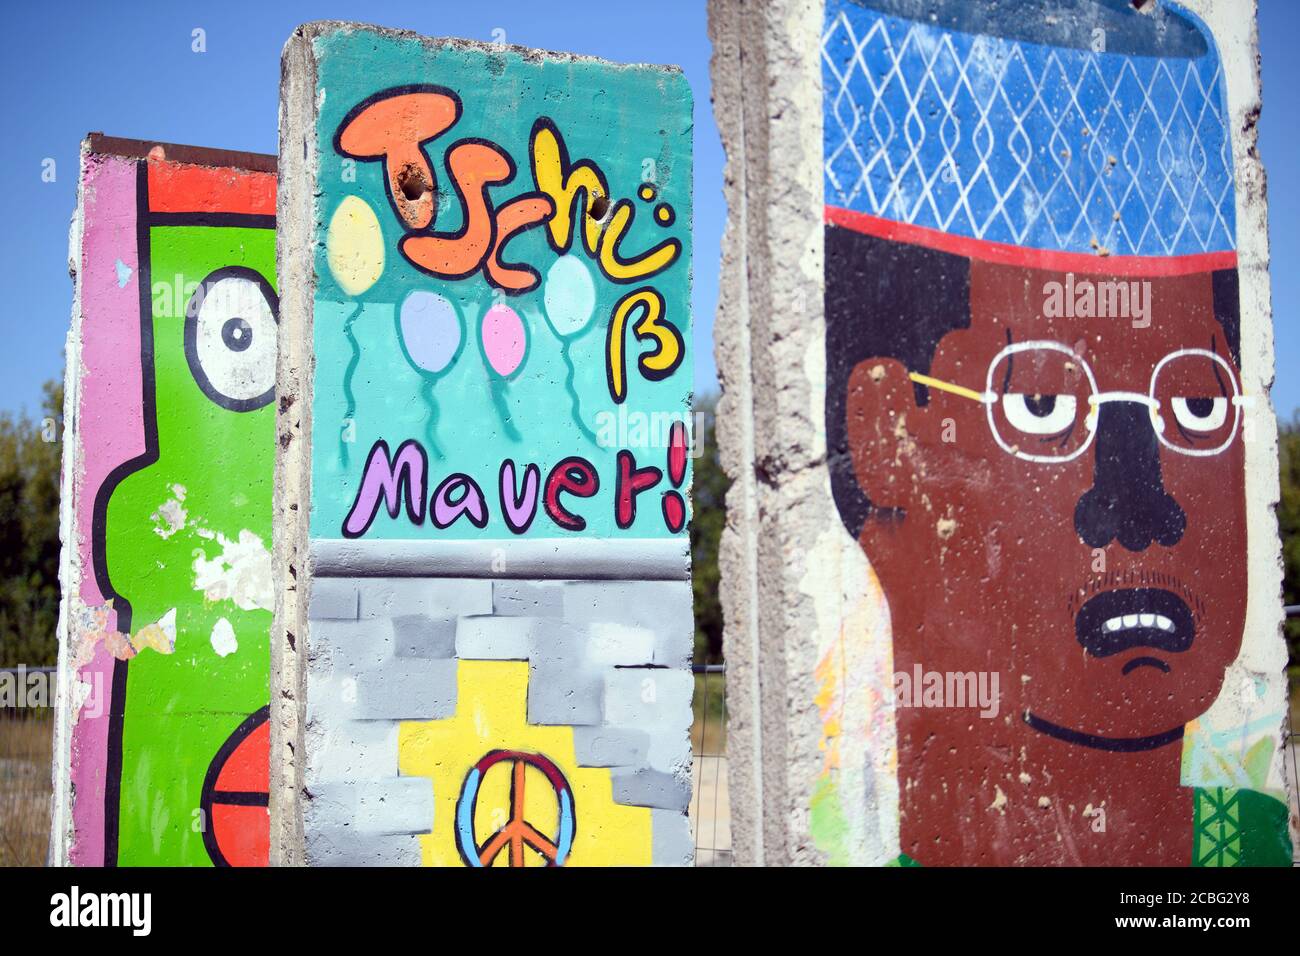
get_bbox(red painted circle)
[200,707,270,867]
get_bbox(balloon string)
[423,378,443,458]
[341,301,363,468]
[492,378,522,442]
[562,345,598,444]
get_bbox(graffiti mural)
[815,0,1292,865]
[55,136,276,866]
[286,25,695,866]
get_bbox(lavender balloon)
[399,290,461,375]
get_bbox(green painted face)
[105,224,276,866]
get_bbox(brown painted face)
[846,258,1246,751]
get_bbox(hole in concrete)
[588,194,610,220]
[397,164,430,202]
[1130,0,1152,12]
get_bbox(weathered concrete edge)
[709,0,761,868]
[48,141,91,867]
[85,133,276,173]
[312,538,689,580]
[1185,0,1297,841]
[290,19,686,76]
[710,0,827,866]
[271,26,318,867]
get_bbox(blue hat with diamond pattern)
[822,0,1235,259]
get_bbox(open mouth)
[1074,587,1193,662]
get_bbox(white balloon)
[543,255,596,337]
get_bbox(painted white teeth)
[1103,613,1175,632]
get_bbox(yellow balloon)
[326,195,385,295]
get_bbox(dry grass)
[0,713,52,866]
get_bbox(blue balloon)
[399,290,461,375]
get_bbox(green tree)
[0,379,63,668]
[691,392,728,664]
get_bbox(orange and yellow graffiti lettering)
[335,86,462,230]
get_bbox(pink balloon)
[481,304,527,377]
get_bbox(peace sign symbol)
[455,750,575,867]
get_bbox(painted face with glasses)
[843,256,1252,862]
[912,341,1249,462]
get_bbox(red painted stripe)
[148,161,276,216]
[824,206,1237,277]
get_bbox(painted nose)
[1073,403,1186,551]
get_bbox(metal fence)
[690,663,730,866]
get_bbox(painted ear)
[843,358,928,515]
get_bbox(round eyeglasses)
[909,341,1252,463]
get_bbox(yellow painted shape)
[907,371,987,404]
[325,195,385,295]
[597,201,680,281]
[531,123,605,256]
[398,660,653,867]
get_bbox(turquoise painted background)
[310,28,693,540]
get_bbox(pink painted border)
[67,152,145,866]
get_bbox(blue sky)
[2,1,1298,420]
[0,0,722,415]
[1258,0,1300,424]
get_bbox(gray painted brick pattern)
[393,614,457,659]
[359,578,493,620]
[310,577,359,620]
[563,580,694,667]
[492,580,564,617]
[652,809,694,866]
[303,829,424,867]
[310,779,434,835]
[305,717,399,782]
[354,659,457,721]
[612,768,693,811]
[305,574,694,865]
[573,726,650,767]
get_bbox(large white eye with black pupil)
[1002,393,1076,435]
[1171,396,1228,431]
[185,268,278,411]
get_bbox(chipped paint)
[210,617,238,658]
[192,529,273,612]
[150,485,188,539]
